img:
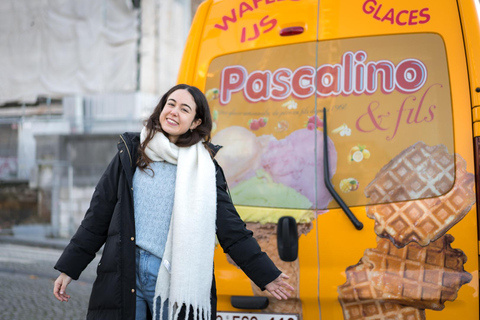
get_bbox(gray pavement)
[0,239,100,319]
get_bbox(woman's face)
[159,89,202,143]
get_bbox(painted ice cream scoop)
[260,128,337,209]
[230,169,313,210]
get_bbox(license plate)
[217,311,298,320]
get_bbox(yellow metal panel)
[180,0,319,90]
[473,106,480,122]
[319,0,458,40]
[473,122,480,137]
[458,0,480,107]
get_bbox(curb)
[0,235,69,250]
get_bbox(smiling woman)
[53,83,294,320]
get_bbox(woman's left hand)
[265,273,295,300]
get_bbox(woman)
[53,84,294,320]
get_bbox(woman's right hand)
[53,272,73,302]
[265,273,295,300]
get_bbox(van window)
[207,33,454,209]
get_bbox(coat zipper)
[119,133,133,312]
[119,134,133,167]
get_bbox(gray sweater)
[133,161,177,258]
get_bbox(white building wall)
[140,0,191,95]
[1,0,195,238]
[0,0,139,105]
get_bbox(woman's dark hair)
[137,84,213,171]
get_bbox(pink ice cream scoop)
[260,128,337,209]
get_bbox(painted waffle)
[364,142,455,204]
[366,155,474,247]
[362,235,472,311]
[338,262,426,320]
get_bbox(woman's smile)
[166,118,178,126]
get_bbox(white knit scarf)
[140,127,217,320]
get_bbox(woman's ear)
[190,118,202,130]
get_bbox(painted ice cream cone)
[246,222,312,316]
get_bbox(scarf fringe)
[154,296,211,320]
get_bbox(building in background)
[0,0,204,237]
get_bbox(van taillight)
[279,26,304,36]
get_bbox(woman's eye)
[182,108,189,113]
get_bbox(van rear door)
[186,1,323,319]
[315,1,478,319]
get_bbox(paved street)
[0,243,100,320]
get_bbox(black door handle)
[277,216,298,261]
[231,296,269,309]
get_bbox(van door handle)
[323,108,363,230]
[231,296,269,309]
[277,216,298,261]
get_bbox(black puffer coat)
[54,132,281,320]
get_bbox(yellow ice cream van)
[177,0,480,319]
